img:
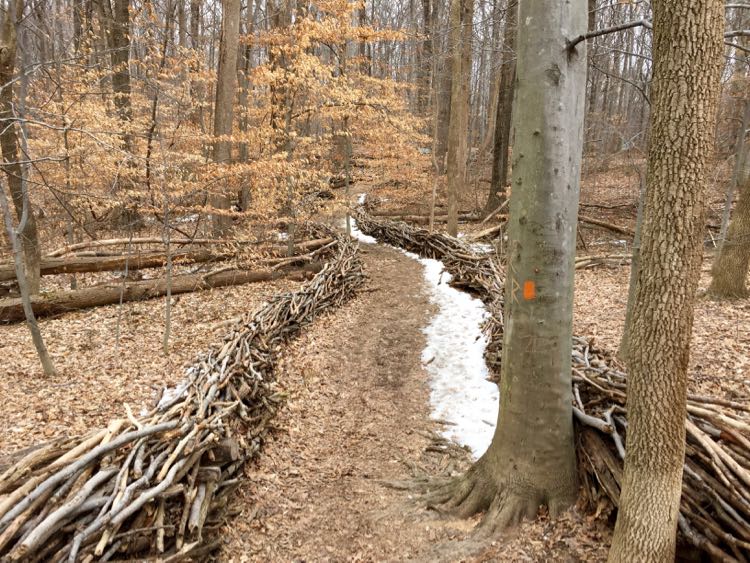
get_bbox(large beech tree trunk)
[0,0,41,295]
[428,0,586,531]
[484,0,516,215]
[211,0,241,237]
[608,1,724,561]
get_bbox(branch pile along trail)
[355,210,750,562]
[0,227,365,562]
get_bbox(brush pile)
[355,210,750,562]
[0,226,365,562]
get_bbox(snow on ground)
[351,195,498,457]
[350,219,377,244]
[347,194,377,244]
[409,252,498,457]
[457,232,495,255]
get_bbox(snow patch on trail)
[347,193,377,244]
[351,194,498,457]
[410,253,498,457]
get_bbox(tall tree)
[708,101,750,299]
[210,0,241,236]
[417,0,432,114]
[0,0,41,294]
[445,0,472,236]
[608,0,724,560]
[484,0,516,214]
[101,0,133,151]
[429,0,586,528]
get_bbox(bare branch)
[567,19,653,51]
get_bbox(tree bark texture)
[417,0,432,114]
[484,0,516,215]
[0,0,41,294]
[429,0,587,531]
[211,0,241,237]
[708,101,750,299]
[608,1,724,561]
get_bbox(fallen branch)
[467,221,507,241]
[0,250,228,283]
[46,237,265,258]
[579,215,635,238]
[0,264,321,323]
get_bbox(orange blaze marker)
[523,280,536,300]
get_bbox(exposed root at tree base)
[425,459,573,538]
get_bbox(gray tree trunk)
[445,0,471,236]
[430,0,586,530]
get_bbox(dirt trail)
[220,227,609,562]
[220,243,473,560]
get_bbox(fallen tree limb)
[0,264,321,323]
[579,215,635,237]
[354,210,750,562]
[575,253,632,269]
[467,222,507,241]
[378,213,479,225]
[0,227,365,560]
[46,237,266,258]
[0,250,228,283]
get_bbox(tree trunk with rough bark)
[608,1,724,561]
[211,0,241,237]
[708,100,750,299]
[484,0,516,215]
[0,0,41,295]
[428,0,586,531]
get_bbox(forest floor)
[1,151,748,561]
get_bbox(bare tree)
[445,0,472,236]
[484,0,516,214]
[211,0,241,236]
[0,0,41,294]
[608,0,725,560]
[708,100,750,298]
[428,0,586,530]
[0,183,56,376]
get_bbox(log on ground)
[0,265,321,323]
[0,250,228,283]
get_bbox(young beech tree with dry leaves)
[609,0,724,561]
[427,0,587,530]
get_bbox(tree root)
[423,459,569,537]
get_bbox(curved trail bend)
[220,218,607,562]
